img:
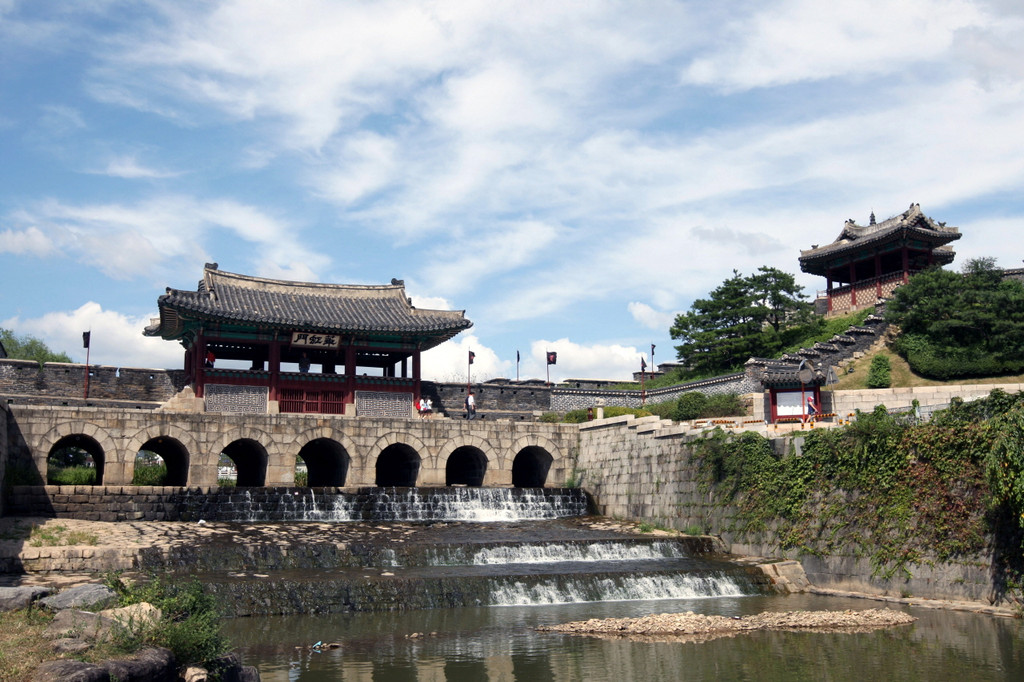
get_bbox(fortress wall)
[576,415,996,604]
[1,404,578,493]
[830,383,1024,417]
[0,359,187,404]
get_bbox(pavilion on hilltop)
[799,203,960,315]
[144,263,471,416]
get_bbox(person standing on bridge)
[465,392,476,420]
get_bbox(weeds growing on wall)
[693,392,1024,590]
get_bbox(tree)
[670,267,812,375]
[886,259,1024,379]
[0,328,72,366]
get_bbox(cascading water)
[489,572,749,606]
[423,540,691,566]
[172,486,588,522]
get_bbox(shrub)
[294,470,308,487]
[132,463,167,486]
[703,393,744,417]
[675,392,709,420]
[866,354,892,388]
[104,573,229,669]
[48,466,96,485]
[538,412,561,423]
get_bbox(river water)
[198,489,1024,681]
[223,591,1024,681]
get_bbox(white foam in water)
[369,488,585,522]
[466,541,687,565]
[489,573,748,606]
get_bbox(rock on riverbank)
[538,608,916,642]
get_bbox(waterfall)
[489,572,749,606]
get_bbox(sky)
[2,0,1024,383]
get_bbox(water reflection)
[223,595,1024,681]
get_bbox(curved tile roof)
[144,263,472,348]
[800,203,959,274]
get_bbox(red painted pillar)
[195,336,206,398]
[875,251,883,299]
[413,350,422,402]
[849,262,857,307]
[345,346,357,412]
[269,339,281,401]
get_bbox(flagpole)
[83,331,91,399]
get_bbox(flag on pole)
[82,331,91,349]
[468,350,475,365]
[516,350,520,363]
[641,357,647,371]
[546,351,557,365]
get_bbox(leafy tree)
[0,328,72,366]
[670,267,812,375]
[886,259,1024,379]
[866,355,891,388]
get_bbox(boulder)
[102,647,177,682]
[51,637,92,654]
[0,585,51,612]
[44,609,110,640]
[39,583,116,611]
[32,659,109,681]
[97,602,162,632]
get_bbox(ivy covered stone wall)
[576,414,1004,604]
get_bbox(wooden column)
[345,346,356,410]
[413,349,422,402]
[902,246,910,283]
[875,251,883,299]
[269,338,281,401]
[849,262,857,307]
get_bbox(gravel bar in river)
[538,608,917,642]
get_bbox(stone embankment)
[538,608,917,642]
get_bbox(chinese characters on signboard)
[291,332,341,349]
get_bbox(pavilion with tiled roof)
[145,263,471,416]
[799,203,960,314]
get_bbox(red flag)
[468,350,475,365]
[546,351,557,365]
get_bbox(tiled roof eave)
[800,226,960,265]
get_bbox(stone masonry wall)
[551,372,759,412]
[576,414,997,603]
[830,383,1024,418]
[0,401,7,517]
[0,359,187,404]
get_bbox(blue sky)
[2,0,1023,382]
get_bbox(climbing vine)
[693,392,1024,588]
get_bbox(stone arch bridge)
[3,405,578,489]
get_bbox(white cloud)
[682,0,983,91]
[4,196,327,282]
[96,155,181,179]
[0,226,55,256]
[628,302,677,331]
[526,338,644,382]
[2,302,181,369]
[421,334,504,382]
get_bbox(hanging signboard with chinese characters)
[291,331,342,349]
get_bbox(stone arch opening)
[446,446,487,487]
[376,443,421,487]
[136,437,189,486]
[221,438,268,487]
[512,446,553,488]
[297,438,351,487]
[47,434,104,485]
